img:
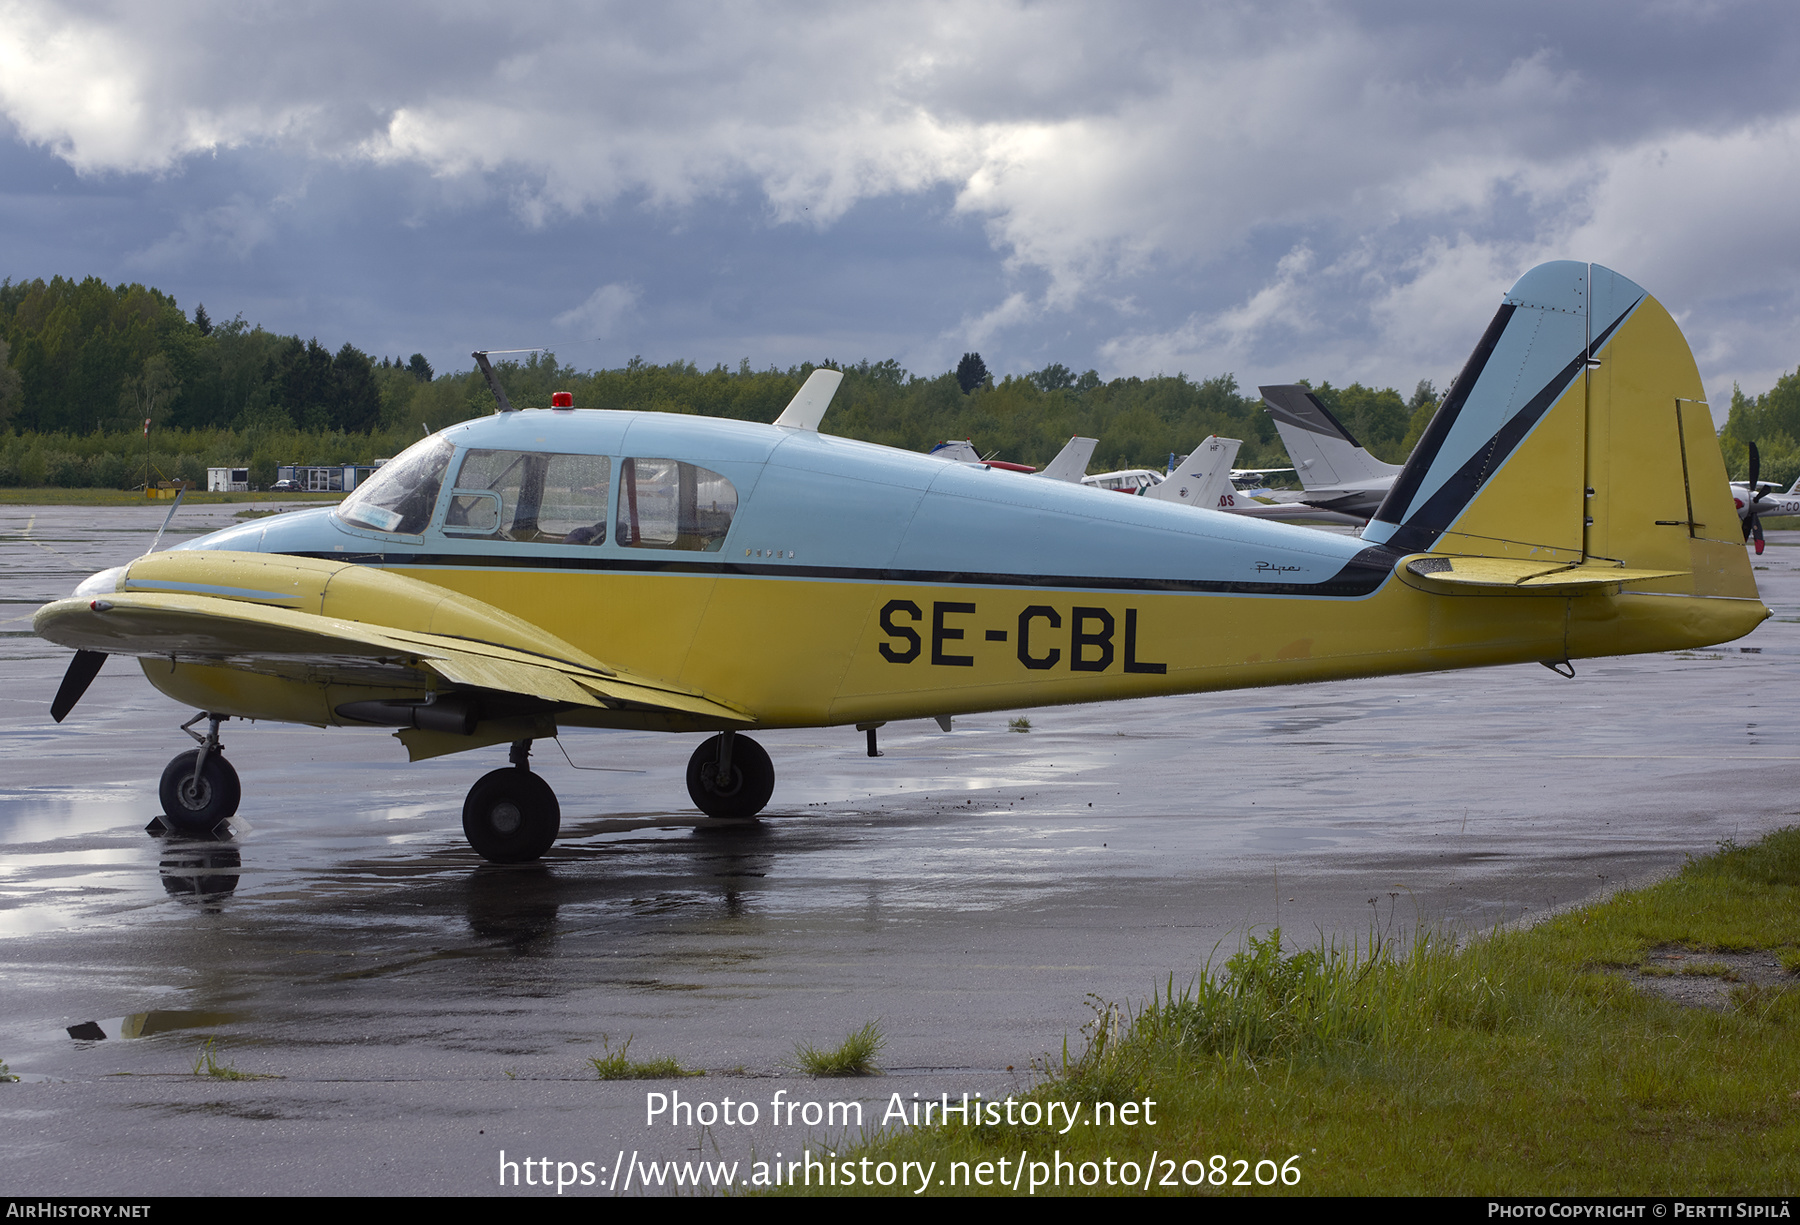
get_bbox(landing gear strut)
[157,713,240,834]
[463,739,561,862]
[685,732,774,819]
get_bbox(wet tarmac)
[3,503,1797,1195]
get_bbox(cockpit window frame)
[437,446,615,548]
[334,434,456,540]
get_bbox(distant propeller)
[1743,442,1768,556]
[51,650,106,723]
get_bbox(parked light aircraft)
[1081,466,1162,495]
[1259,384,1403,519]
[930,435,1098,481]
[35,261,1766,862]
[1153,435,1362,525]
[1732,443,1800,554]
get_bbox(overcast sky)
[4,0,1799,416]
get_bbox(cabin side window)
[616,459,737,552]
[337,435,454,535]
[444,449,612,545]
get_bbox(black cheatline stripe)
[280,545,1402,599]
[1377,304,1637,555]
[1373,303,1516,527]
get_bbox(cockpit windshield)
[336,435,454,535]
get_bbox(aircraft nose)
[73,565,127,598]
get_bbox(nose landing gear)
[157,713,240,835]
[463,739,561,863]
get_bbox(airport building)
[275,462,385,492]
[205,467,251,492]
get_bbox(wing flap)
[425,653,602,707]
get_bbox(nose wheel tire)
[463,769,561,862]
[157,750,242,834]
[685,734,774,819]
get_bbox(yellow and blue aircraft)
[34,261,1766,861]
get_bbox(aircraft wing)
[35,552,755,752]
[38,589,753,719]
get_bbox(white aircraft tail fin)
[773,369,844,430]
[1033,436,1098,482]
[1260,386,1403,489]
[1144,436,1242,507]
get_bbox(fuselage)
[159,407,1756,732]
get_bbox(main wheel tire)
[462,768,561,862]
[685,734,774,819]
[157,750,242,834]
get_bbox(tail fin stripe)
[1368,295,1639,552]
[1372,303,1516,526]
[1266,390,1365,448]
[1373,348,1588,553]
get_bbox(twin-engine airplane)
[35,261,1766,862]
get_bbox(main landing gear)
[151,717,776,861]
[685,731,774,819]
[157,713,240,835]
[456,733,773,862]
[463,739,561,863]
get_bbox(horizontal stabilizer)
[1404,555,1688,593]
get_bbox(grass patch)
[0,487,343,507]
[0,1059,16,1083]
[1008,717,1032,732]
[790,1022,885,1077]
[587,1035,704,1080]
[1678,962,1738,980]
[190,1038,272,1081]
[782,829,1800,1195]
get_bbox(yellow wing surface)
[34,551,753,759]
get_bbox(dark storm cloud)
[3,1,1798,399]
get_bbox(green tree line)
[1718,370,1800,489]
[0,273,1463,489]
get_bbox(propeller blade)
[1743,442,1762,542]
[51,650,107,723]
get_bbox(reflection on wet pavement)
[3,505,1798,1194]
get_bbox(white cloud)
[554,282,640,340]
[5,1,1800,389]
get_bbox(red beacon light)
[551,391,574,409]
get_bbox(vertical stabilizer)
[1145,436,1242,507]
[1366,261,1754,600]
[1034,436,1099,483]
[1260,385,1403,488]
